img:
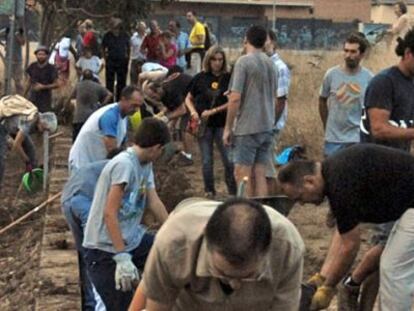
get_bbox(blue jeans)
[84,233,154,311]
[198,127,236,195]
[62,194,96,311]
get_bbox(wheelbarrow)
[250,195,294,217]
[236,177,294,217]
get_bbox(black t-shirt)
[102,31,130,62]
[161,73,193,112]
[189,71,230,128]
[26,62,58,112]
[322,144,414,234]
[361,66,414,151]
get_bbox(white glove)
[113,252,140,292]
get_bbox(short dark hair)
[345,32,369,54]
[133,118,171,148]
[205,198,272,266]
[277,160,317,186]
[396,1,408,14]
[172,20,181,28]
[267,29,277,45]
[395,28,414,57]
[187,10,196,16]
[246,25,268,48]
[120,85,141,100]
[82,69,94,80]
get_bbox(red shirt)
[83,31,96,47]
[141,34,160,62]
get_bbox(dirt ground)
[0,42,395,309]
[0,134,46,311]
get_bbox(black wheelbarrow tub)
[251,195,294,217]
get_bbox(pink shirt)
[160,43,177,68]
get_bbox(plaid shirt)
[271,53,290,130]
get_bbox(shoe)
[176,153,193,166]
[337,281,360,311]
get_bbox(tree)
[34,0,175,47]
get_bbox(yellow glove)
[307,273,326,288]
[310,285,336,310]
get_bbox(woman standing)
[185,46,237,197]
[158,32,177,69]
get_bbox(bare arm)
[146,299,171,311]
[390,15,407,35]
[223,91,241,146]
[184,92,198,118]
[128,283,147,311]
[324,226,360,287]
[146,188,168,224]
[102,91,113,105]
[368,108,414,140]
[224,91,241,131]
[275,96,287,125]
[319,96,328,130]
[23,77,31,97]
[12,130,30,162]
[104,184,127,252]
[165,103,186,121]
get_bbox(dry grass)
[227,41,399,160]
[278,42,398,160]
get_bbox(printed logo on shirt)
[335,82,361,106]
[360,107,414,135]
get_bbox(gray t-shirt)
[229,52,277,135]
[320,65,373,143]
[3,115,37,137]
[83,148,155,253]
[73,80,109,123]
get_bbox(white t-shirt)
[68,103,128,172]
[141,62,168,73]
[130,32,146,60]
[76,56,102,79]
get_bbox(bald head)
[205,198,272,266]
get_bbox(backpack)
[204,25,211,51]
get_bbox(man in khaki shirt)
[139,197,304,311]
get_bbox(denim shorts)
[232,131,273,166]
[324,142,355,157]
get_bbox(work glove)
[25,162,33,173]
[307,273,326,288]
[310,285,336,310]
[113,252,140,292]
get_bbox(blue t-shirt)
[61,160,109,205]
[98,104,126,139]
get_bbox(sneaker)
[337,282,360,311]
[176,153,194,166]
